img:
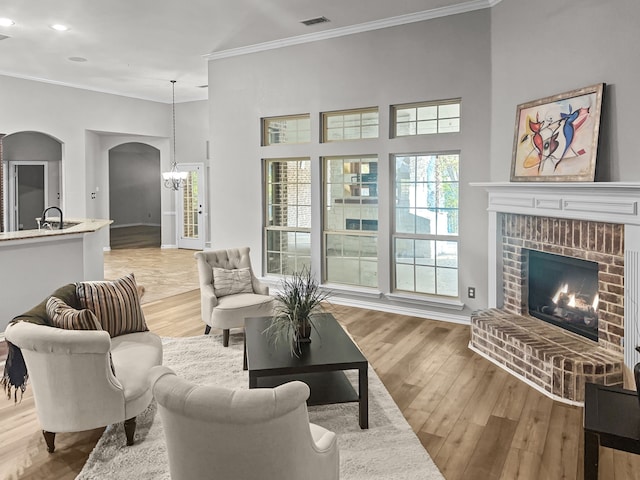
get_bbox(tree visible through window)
[393,153,459,296]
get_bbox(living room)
[2,0,640,478]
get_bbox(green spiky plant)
[264,266,331,357]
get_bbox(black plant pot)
[296,319,312,344]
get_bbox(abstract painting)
[510,83,604,182]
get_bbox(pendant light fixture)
[162,80,188,190]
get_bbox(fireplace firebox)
[527,249,599,341]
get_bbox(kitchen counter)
[0,218,112,332]
[0,218,112,243]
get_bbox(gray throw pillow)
[213,267,254,298]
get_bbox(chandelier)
[162,80,188,190]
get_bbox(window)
[392,100,460,137]
[264,158,311,275]
[323,156,378,287]
[393,153,459,296]
[262,114,311,145]
[182,170,199,238]
[322,108,379,142]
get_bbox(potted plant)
[265,267,331,356]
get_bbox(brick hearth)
[470,213,625,404]
[471,309,622,403]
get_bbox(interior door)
[177,163,206,250]
[9,161,48,231]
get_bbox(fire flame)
[552,284,568,304]
[567,294,576,308]
[592,293,599,310]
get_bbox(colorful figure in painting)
[520,105,590,174]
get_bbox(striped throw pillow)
[46,296,102,331]
[76,273,148,338]
[213,267,254,298]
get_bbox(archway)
[108,142,161,248]
[1,131,63,231]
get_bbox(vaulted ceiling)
[0,0,496,103]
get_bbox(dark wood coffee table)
[243,313,368,429]
[584,382,640,480]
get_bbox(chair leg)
[204,325,211,335]
[43,430,56,453]
[124,417,136,446]
[223,329,230,347]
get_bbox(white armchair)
[194,247,274,346]
[149,366,340,480]
[4,322,162,452]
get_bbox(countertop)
[0,218,112,242]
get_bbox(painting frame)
[510,83,605,182]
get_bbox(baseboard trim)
[329,296,470,325]
[110,223,161,229]
[161,244,178,249]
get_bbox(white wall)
[0,75,209,249]
[0,75,171,219]
[207,10,492,319]
[175,100,210,166]
[490,0,640,181]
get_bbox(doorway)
[177,163,205,250]
[108,142,161,249]
[8,161,48,231]
[2,131,62,232]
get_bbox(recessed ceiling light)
[68,56,87,62]
[0,18,15,27]
[50,24,70,31]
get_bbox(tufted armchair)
[149,366,340,480]
[5,322,162,452]
[2,278,162,453]
[194,247,274,346]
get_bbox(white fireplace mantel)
[470,182,640,226]
[471,181,640,373]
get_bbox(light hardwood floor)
[2,244,640,479]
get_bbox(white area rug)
[76,335,443,480]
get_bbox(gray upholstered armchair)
[194,247,274,346]
[149,366,340,480]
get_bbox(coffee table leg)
[359,365,368,429]
[584,430,599,480]
[243,335,247,371]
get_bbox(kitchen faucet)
[41,206,64,230]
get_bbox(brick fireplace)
[470,182,640,404]
[500,213,624,350]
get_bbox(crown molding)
[204,0,501,61]
[0,71,208,104]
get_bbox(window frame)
[322,154,379,288]
[262,114,311,146]
[391,99,461,138]
[321,107,379,143]
[392,151,460,298]
[263,157,312,276]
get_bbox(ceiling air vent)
[301,16,330,26]
[0,34,10,41]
